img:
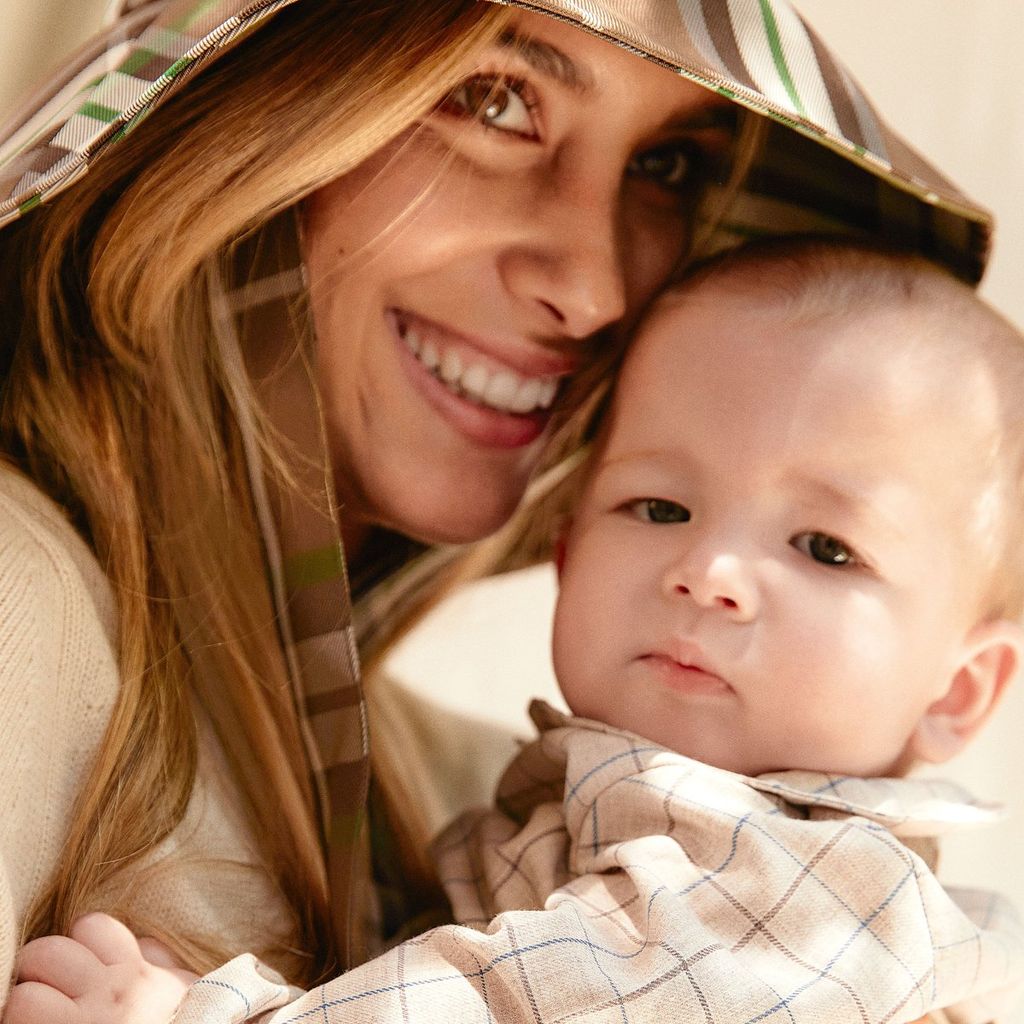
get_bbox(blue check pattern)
[172,701,1023,1023]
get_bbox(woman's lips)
[389,308,571,449]
[640,652,734,698]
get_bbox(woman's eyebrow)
[496,30,595,93]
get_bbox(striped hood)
[0,0,992,280]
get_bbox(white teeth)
[461,363,488,397]
[398,316,561,414]
[511,378,544,414]
[484,371,520,411]
[439,349,463,385]
[420,340,440,371]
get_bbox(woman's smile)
[390,307,568,448]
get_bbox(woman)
[0,0,991,1019]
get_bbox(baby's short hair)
[663,236,1024,621]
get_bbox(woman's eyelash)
[436,73,538,137]
[628,141,705,193]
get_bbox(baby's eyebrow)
[788,474,909,540]
[495,30,595,94]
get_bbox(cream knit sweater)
[0,465,297,1006]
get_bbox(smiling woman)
[0,1,997,1022]
[301,12,737,550]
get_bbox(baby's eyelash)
[624,498,691,524]
[790,530,869,571]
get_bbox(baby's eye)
[437,74,537,138]
[791,531,858,567]
[628,141,702,194]
[628,499,691,524]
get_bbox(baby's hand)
[5,912,198,1024]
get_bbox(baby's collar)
[528,698,1004,838]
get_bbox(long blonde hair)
[0,0,512,983]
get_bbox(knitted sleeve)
[0,477,120,1007]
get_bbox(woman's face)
[303,11,735,550]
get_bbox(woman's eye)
[792,532,857,567]
[629,499,691,524]
[438,74,537,137]
[628,142,701,193]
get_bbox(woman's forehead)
[481,11,735,126]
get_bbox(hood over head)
[0,0,992,281]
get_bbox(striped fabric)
[0,1,298,221]
[0,0,992,280]
[169,702,1024,1023]
[209,209,371,969]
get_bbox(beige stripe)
[226,266,305,312]
[294,632,360,697]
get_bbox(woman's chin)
[384,482,527,548]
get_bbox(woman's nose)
[498,172,628,339]
[666,549,759,623]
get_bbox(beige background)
[2,1,1022,1010]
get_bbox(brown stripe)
[505,919,544,1024]
[304,684,363,717]
[132,54,177,82]
[21,143,73,175]
[698,0,758,93]
[803,22,866,150]
[323,759,369,815]
[287,575,353,641]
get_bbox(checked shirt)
[172,701,1023,1023]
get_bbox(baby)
[10,239,1024,1024]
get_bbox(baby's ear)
[907,619,1023,765]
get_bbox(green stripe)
[285,544,346,589]
[758,0,805,117]
[164,56,196,80]
[169,0,222,32]
[18,195,41,214]
[117,48,160,77]
[79,101,120,123]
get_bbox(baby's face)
[553,283,1005,776]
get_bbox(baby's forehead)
[638,257,969,380]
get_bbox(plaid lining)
[0,0,993,280]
